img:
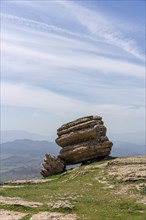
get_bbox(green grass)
[0,161,145,220]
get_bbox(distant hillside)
[1,139,59,156]
[0,138,145,183]
[1,166,41,183]
[111,141,145,157]
[108,132,145,146]
[0,130,50,143]
[0,139,60,182]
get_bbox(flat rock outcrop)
[56,115,113,164]
[40,154,65,177]
[108,156,146,181]
[30,212,77,220]
[0,209,27,220]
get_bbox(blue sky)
[1,0,145,143]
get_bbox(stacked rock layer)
[56,115,113,164]
[40,154,65,177]
[41,115,113,177]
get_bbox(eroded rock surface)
[58,140,112,164]
[56,115,113,164]
[40,154,65,177]
[0,196,42,207]
[47,200,74,209]
[0,209,27,220]
[41,115,113,177]
[30,212,77,220]
[108,156,146,181]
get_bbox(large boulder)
[41,115,113,177]
[56,115,113,164]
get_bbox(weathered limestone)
[40,154,65,177]
[56,115,113,164]
[57,120,103,136]
[108,156,146,181]
[58,141,112,164]
[41,115,113,177]
[56,126,107,147]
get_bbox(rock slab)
[40,154,65,177]
[56,115,113,164]
[108,156,146,181]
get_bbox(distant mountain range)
[1,139,59,157]
[0,130,145,183]
[108,131,145,146]
[0,130,50,143]
[1,130,145,145]
[111,141,145,157]
[0,139,60,183]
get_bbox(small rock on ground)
[30,212,77,220]
[4,179,53,185]
[47,200,74,209]
[0,196,42,208]
[0,209,27,220]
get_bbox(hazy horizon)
[1,129,145,146]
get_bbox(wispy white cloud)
[1,81,144,134]
[1,81,86,112]
[1,13,101,43]
[1,25,144,79]
[58,1,145,61]
[1,13,145,107]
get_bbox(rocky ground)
[0,156,146,220]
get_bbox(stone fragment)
[0,209,27,220]
[47,200,74,209]
[40,154,65,177]
[0,196,42,207]
[30,212,77,220]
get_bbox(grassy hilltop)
[0,156,145,220]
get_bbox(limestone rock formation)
[58,140,112,164]
[41,115,113,177]
[108,156,146,181]
[40,154,65,177]
[56,115,113,164]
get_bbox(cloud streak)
[58,1,145,61]
[1,81,144,134]
[1,22,144,79]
